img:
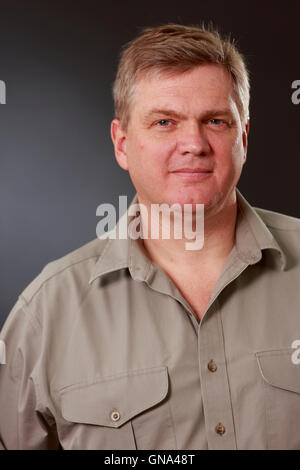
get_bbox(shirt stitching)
[56,366,168,393]
[24,255,100,304]
[217,304,238,449]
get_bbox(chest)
[182,287,215,320]
[171,276,219,321]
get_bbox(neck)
[136,190,238,273]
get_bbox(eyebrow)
[143,108,186,122]
[142,107,234,123]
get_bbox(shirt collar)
[89,188,287,284]
[235,188,287,270]
[89,193,152,284]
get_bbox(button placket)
[199,303,237,449]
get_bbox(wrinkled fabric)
[0,188,300,450]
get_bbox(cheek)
[219,133,244,163]
[231,135,245,165]
[213,137,244,181]
[135,137,174,169]
[127,135,144,156]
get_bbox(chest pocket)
[58,365,176,450]
[256,348,300,450]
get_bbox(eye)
[157,119,171,127]
[210,119,223,125]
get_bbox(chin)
[168,192,213,207]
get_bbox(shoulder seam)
[24,254,100,304]
[18,295,42,334]
[265,223,300,232]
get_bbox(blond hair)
[112,23,250,129]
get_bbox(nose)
[177,121,211,156]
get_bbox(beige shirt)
[0,188,300,450]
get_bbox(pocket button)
[111,410,120,422]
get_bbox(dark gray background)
[0,0,299,327]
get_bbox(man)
[0,24,300,450]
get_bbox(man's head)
[113,24,250,131]
[111,24,250,214]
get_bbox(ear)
[242,118,250,164]
[110,119,129,171]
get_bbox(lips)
[170,167,214,180]
[171,168,213,173]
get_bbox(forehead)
[132,65,236,114]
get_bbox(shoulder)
[254,206,300,260]
[253,207,300,232]
[254,207,300,232]
[21,237,108,305]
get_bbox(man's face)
[111,64,249,214]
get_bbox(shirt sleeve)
[0,297,60,449]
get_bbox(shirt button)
[215,423,226,435]
[111,410,120,422]
[208,360,217,372]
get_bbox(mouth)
[171,168,213,178]
[172,168,213,173]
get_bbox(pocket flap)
[60,366,169,427]
[255,348,300,393]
